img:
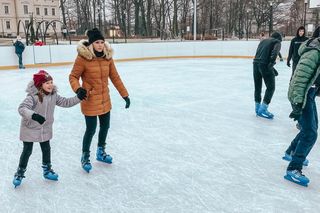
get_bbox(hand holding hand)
[76,87,87,100]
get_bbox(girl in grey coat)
[13,70,87,187]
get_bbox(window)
[6,21,10,29]
[44,8,48,16]
[52,22,56,29]
[23,5,28,14]
[52,8,55,16]
[25,20,30,27]
[45,21,49,27]
[36,7,40,15]
[4,5,9,14]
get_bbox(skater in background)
[69,28,130,173]
[13,36,25,69]
[13,70,86,187]
[287,26,309,76]
[253,32,282,119]
[287,26,309,130]
[283,27,320,187]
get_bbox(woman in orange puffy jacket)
[69,28,130,172]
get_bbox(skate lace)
[294,170,305,177]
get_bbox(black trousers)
[253,63,275,105]
[18,141,51,169]
[82,112,110,153]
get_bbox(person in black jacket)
[13,36,26,69]
[253,32,282,119]
[287,26,309,76]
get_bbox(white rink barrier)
[0,41,290,69]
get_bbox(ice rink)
[0,58,319,212]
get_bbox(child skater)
[13,70,87,187]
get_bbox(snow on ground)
[0,59,319,213]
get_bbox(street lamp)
[193,0,197,40]
[269,1,273,36]
[304,0,308,28]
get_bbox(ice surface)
[0,59,319,212]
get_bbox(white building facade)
[0,0,61,37]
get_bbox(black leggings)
[253,63,275,105]
[18,141,51,169]
[82,112,110,152]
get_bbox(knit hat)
[271,32,282,42]
[86,28,105,44]
[33,70,53,88]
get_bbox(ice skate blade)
[257,113,274,119]
[284,175,308,187]
[96,158,112,164]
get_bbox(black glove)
[287,61,291,67]
[32,113,46,124]
[123,97,130,109]
[76,87,87,100]
[289,103,303,121]
[272,67,279,76]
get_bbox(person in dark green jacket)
[283,26,320,187]
[253,32,282,119]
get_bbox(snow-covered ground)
[0,59,319,212]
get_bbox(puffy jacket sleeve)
[56,94,81,108]
[109,59,129,97]
[288,49,320,105]
[69,56,85,93]
[18,95,36,119]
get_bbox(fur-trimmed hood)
[26,81,57,95]
[77,40,113,61]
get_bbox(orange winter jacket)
[69,40,129,116]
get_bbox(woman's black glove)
[76,87,87,100]
[32,113,46,124]
[123,97,130,109]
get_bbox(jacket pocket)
[25,118,41,129]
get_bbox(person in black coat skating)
[287,26,309,76]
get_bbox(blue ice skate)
[284,169,309,187]
[257,103,274,119]
[282,152,309,166]
[42,164,58,181]
[96,147,112,164]
[81,152,92,173]
[255,102,260,115]
[12,167,26,188]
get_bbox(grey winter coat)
[18,81,81,142]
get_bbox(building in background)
[0,0,61,37]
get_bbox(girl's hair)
[37,88,44,103]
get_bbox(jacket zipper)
[99,60,104,107]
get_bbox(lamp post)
[193,0,197,40]
[304,0,308,28]
[269,1,273,36]
[246,9,250,41]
